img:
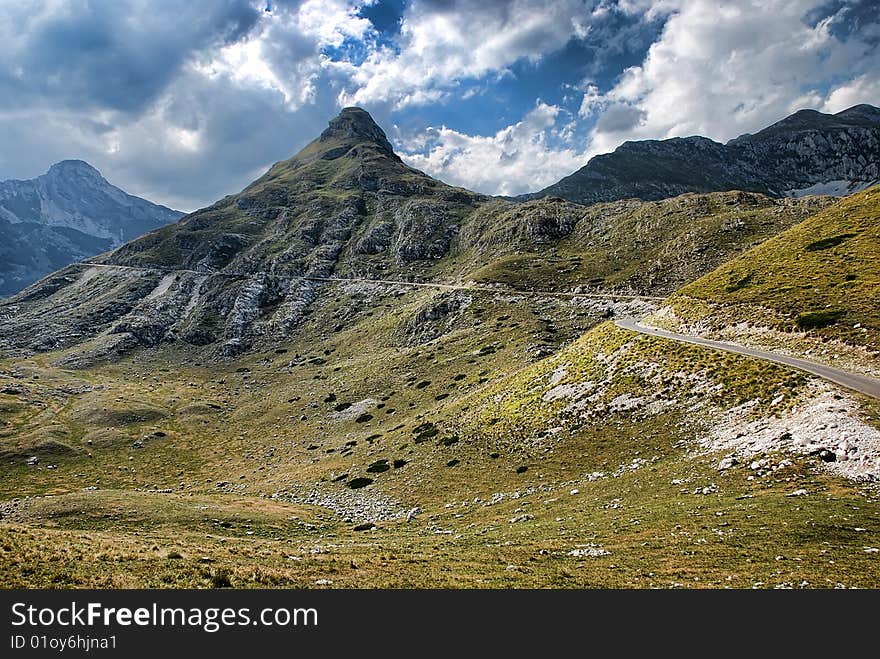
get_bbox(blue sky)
[0,0,877,210]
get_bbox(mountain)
[526,104,880,205]
[0,160,183,295]
[1,108,879,589]
[0,108,829,362]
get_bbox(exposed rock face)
[0,107,846,363]
[319,107,396,155]
[527,104,880,205]
[0,108,489,359]
[0,160,182,295]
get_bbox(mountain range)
[525,104,880,204]
[0,105,878,589]
[0,160,182,296]
[4,106,874,360]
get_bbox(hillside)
[462,191,833,294]
[0,160,182,295]
[526,105,880,205]
[0,108,879,589]
[2,272,878,588]
[0,110,830,362]
[655,185,880,376]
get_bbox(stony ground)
[1,280,879,588]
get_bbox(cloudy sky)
[1,0,878,211]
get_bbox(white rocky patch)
[698,381,880,480]
[271,484,405,523]
[329,398,377,421]
[548,365,568,387]
[145,273,177,300]
[783,179,876,197]
[71,266,101,290]
[542,380,595,403]
[607,393,649,413]
[567,545,610,557]
[178,275,207,322]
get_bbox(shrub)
[795,309,846,329]
[805,233,856,251]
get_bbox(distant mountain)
[525,104,880,205]
[0,160,182,295]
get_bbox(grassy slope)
[0,167,876,589]
[663,185,880,351]
[2,280,879,588]
[462,192,832,294]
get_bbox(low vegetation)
[664,186,880,350]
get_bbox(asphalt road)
[615,316,880,400]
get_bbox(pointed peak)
[319,107,394,153]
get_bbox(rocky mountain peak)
[0,160,182,296]
[527,105,880,205]
[319,107,394,153]
[46,159,105,182]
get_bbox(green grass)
[452,322,806,452]
[461,191,831,294]
[2,181,878,588]
[668,185,880,349]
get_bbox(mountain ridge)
[524,104,880,205]
[1,109,880,590]
[0,108,835,363]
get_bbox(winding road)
[68,262,880,399]
[615,316,880,400]
[76,261,665,301]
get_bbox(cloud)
[578,83,603,117]
[821,74,880,113]
[195,0,377,110]
[0,0,354,210]
[0,0,877,211]
[0,0,262,114]
[336,0,598,109]
[399,102,588,196]
[583,0,880,155]
[594,102,644,132]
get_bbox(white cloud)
[296,0,375,47]
[338,0,597,109]
[399,102,588,196]
[1,0,878,208]
[193,0,375,110]
[822,74,880,114]
[578,83,603,117]
[583,0,880,156]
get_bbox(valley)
[1,108,879,589]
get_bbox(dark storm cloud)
[0,1,262,114]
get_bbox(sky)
[0,0,878,212]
